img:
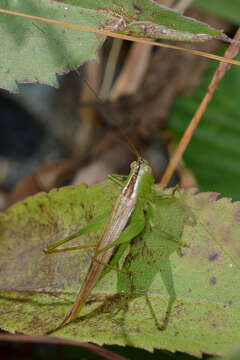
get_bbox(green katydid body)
[45,158,154,327]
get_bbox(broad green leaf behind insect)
[0,181,240,357]
[169,52,240,200]
[195,0,240,25]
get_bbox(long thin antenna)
[33,22,142,159]
[33,23,104,102]
[33,22,127,130]
[125,137,140,158]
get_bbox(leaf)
[169,52,240,200]
[0,0,226,93]
[116,1,223,42]
[0,181,240,357]
[0,0,105,93]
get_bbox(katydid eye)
[144,165,152,174]
[130,161,137,168]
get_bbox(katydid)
[44,156,163,327]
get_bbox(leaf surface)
[0,181,240,356]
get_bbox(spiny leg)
[147,202,188,249]
[108,173,127,187]
[149,222,189,249]
[92,254,134,291]
[92,256,132,276]
[44,212,109,253]
[160,229,189,248]
[44,243,97,254]
[150,185,179,202]
[95,208,146,291]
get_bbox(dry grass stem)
[0,8,240,66]
[99,39,123,100]
[110,43,152,100]
[174,0,194,12]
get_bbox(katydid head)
[127,157,154,198]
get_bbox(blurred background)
[0,0,240,358]
[0,0,240,215]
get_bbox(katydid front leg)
[108,173,127,187]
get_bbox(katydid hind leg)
[96,242,134,288]
[149,223,189,249]
[44,212,110,253]
[44,243,97,254]
[92,255,132,277]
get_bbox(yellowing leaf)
[0,181,240,356]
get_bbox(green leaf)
[169,52,240,200]
[113,0,223,42]
[0,181,240,357]
[0,0,226,93]
[194,0,240,25]
[0,0,105,92]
